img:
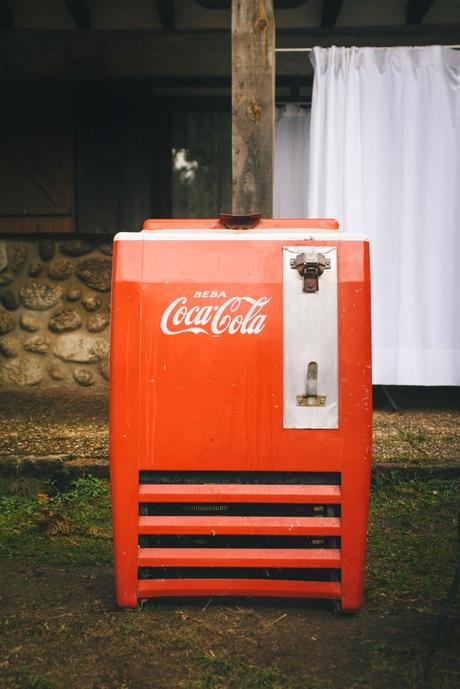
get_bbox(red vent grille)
[137,471,342,599]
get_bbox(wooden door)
[0,84,75,233]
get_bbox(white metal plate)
[283,246,338,429]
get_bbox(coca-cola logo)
[160,293,271,336]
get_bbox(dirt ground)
[1,562,457,689]
[0,390,460,473]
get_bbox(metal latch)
[296,362,326,407]
[290,252,331,292]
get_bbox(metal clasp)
[290,252,331,292]
[296,362,326,407]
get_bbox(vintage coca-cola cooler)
[110,217,372,611]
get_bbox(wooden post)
[232,0,275,217]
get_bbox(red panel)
[109,239,143,608]
[138,484,341,504]
[138,516,341,536]
[138,579,341,599]
[138,547,341,568]
[135,239,369,474]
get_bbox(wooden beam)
[64,0,90,30]
[0,207,70,217]
[321,0,344,28]
[406,0,433,25]
[0,0,13,29]
[156,0,175,30]
[232,0,275,217]
[0,26,459,81]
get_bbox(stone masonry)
[0,236,113,389]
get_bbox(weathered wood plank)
[0,84,75,232]
[0,27,459,81]
[0,206,70,216]
[232,0,275,217]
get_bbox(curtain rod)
[276,45,460,52]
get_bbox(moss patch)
[0,476,111,565]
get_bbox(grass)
[191,651,297,689]
[0,475,112,566]
[397,429,427,448]
[22,677,52,689]
[367,473,459,610]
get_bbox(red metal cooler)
[110,217,372,611]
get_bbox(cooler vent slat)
[139,483,341,503]
[138,547,341,569]
[137,579,341,599]
[138,516,341,536]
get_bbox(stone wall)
[0,235,114,390]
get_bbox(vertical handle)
[296,361,326,407]
[306,361,318,398]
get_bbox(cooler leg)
[111,463,139,608]
[339,467,370,613]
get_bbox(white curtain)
[307,46,460,385]
[274,105,311,217]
